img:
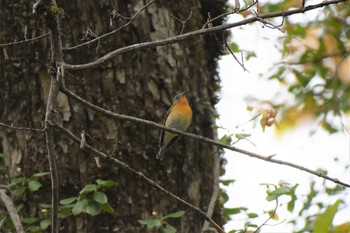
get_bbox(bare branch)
[0,122,45,132]
[53,123,226,233]
[60,83,350,188]
[62,0,347,71]
[42,0,65,231]
[202,0,258,29]
[0,189,25,233]
[223,34,249,72]
[201,138,221,232]
[169,9,193,35]
[253,10,285,32]
[0,33,49,47]
[63,0,156,51]
[255,199,279,232]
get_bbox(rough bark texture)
[0,0,226,232]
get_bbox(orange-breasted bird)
[156,92,193,160]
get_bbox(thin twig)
[60,83,350,188]
[202,0,258,29]
[0,33,49,47]
[53,123,226,233]
[223,35,248,72]
[0,189,25,233]
[62,0,347,71]
[201,136,221,232]
[63,0,156,51]
[0,122,45,132]
[253,10,285,32]
[169,9,193,35]
[254,199,279,232]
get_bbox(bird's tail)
[156,148,166,160]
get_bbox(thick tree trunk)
[0,0,226,232]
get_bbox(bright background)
[216,4,350,232]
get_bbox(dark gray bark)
[0,0,226,232]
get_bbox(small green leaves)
[9,171,48,197]
[96,179,116,188]
[313,200,342,233]
[161,224,177,233]
[138,211,185,233]
[162,211,185,219]
[93,191,108,204]
[22,217,39,225]
[86,201,102,216]
[79,184,97,195]
[220,179,235,186]
[28,180,42,192]
[40,219,52,230]
[266,187,291,202]
[72,199,88,216]
[10,177,26,186]
[60,197,77,205]
[60,179,116,217]
[235,133,251,140]
[32,172,50,177]
[219,134,232,145]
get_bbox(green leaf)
[138,219,161,228]
[299,181,318,216]
[32,172,50,177]
[245,223,258,228]
[245,51,256,60]
[28,180,42,192]
[266,187,291,202]
[72,199,88,216]
[161,224,177,233]
[79,184,97,195]
[162,211,185,220]
[219,189,229,204]
[268,67,285,81]
[96,179,116,188]
[12,187,26,196]
[235,133,251,140]
[22,217,39,224]
[224,207,248,217]
[313,199,342,233]
[219,135,232,145]
[0,216,7,229]
[39,203,51,209]
[60,197,77,205]
[40,219,52,230]
[229,42,240,53]
[287,184,298,212]
[101,203,115,214]
[247,212,259,218]
[93,191,108,204]
[263,3,283,13]
[86,201,102,216]
[10,177,26,185]
[220,179,235,186]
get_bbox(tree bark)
[0,0,226,232]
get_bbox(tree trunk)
[0,0,226,232]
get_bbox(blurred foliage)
[220,1,350,232]
[228,0,350,134]
[138,210,185,233]
[0,175,116,233]
[263,1,350,134]
[0,170,50,232]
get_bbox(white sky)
[217,5,350,232]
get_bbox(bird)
[156,92,193,160]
